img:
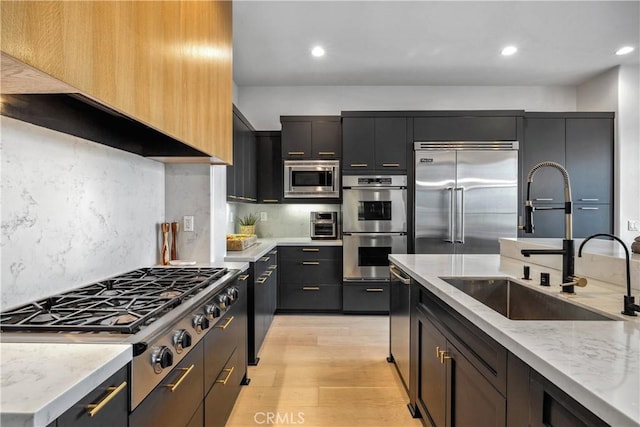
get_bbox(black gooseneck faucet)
[578,234,639,317]
[520,161,585,293]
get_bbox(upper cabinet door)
[374,117,407,171]
[414,117,517,141]
[342,117,375,172]
[565,118,613,204]
[312,121,342,159]
[282,121,312,159]
[522,118,566,205]
[1,1,233,162]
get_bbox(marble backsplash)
[1,117,165,310]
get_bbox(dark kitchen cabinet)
[256,131,282,203]
[204,348,243,427]
[248,248,278,365]
[413,116,518,141]
[227,107,257,203]
[278,245,343,312]
[57,365,128,427]
[342,281,389,314]
[521,113,614,238]
[342,116,406,174]
[129,342,204,427]
[281,116,341,159]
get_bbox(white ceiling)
[232,0,640,87]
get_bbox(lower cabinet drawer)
[343,282,389,313]
[204,348,242,427]
[280,259,342,285]
[57,365,128,427]
[129,343,204,427]
[204,310,243,393]
[278,284,341,311]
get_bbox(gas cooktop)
[0,267,228,334]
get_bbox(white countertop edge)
[388,254,639,427]
[1,343,132,427]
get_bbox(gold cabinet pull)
[262,199,279,203]
[288,151,305,155]
[215,316,234,330]
[238,274,250,281]
[302,261,320,265]
[263,270,273,277]
[216,366,235,385]
[366,288,384,292]
[350,163,368,167]
[86,381,127,416]
[439,350,451,364]
[256,277,267,284]
[435,346,441,358]
[269,250,278,255]
[259,256,270,262]
[302,248,319,252]
[382,163,400,167]
[268,264,278,270]
[318,151,335,155]
[302,286,320,291]
[164,364,194,392]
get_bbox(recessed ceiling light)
[501,46,518,56]
[311,46,325,57]
[616,46,634,55]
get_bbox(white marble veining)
[0,343,132,427]
[389,254,640,427]
[1,117,165,310]
[501,238,640,292]
[224,238,342,262]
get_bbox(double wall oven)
[342,175,408,281]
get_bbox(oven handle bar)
[342,232,407,237]
[390,265,411,284]
[86,381,127,416]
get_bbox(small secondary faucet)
[579,234,639,317]
[520,161,585,293]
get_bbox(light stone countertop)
[388,253,640,427]
[1,343,132,427]
[224,238,342,263]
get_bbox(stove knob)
[226,287,237,302]
[151,346,173,374]
[192,314,210,334]
[217,294,228,309]
[173,329,192,354]
[204,304,221,321]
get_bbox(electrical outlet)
[183,215,194,232]
[260,212,268,221]
[628,220,639,232]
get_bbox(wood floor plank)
[226,315,422,426]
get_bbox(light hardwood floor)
[227,315,422,427]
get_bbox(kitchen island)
[389,253,639,427]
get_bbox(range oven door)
[343,188,407,232]
[343,232,407,280]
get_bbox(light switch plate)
[628,220,639,232]
[260,212,268,221]
[183,215,194,232]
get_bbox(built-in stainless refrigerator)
[414,141,519,254]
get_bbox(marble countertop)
[224,238,342,262]
[1,343,132,427]
[389,254,640,427]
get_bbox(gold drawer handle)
[238,274,250,281]
[350,163,368,167]
[260,256,270,262]
[263,270,273,277]
[216,316,234,330]
[302,286,320,291]
[268,265,278,270]
[86,381,127,416]
[262,199,279,203]
[256,277,267,284]
[288,151,305,155]
[216,366,235,385]
[382,163,400,167]
[269,250,278,255]
[164,364,194,392]
[302,248,319,252]
[366,288,384,292]
[302,261,320,265]
[435,346,441,358]
[439,350,451,364]
[318,151,335,155]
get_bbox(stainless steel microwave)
[284,160,340,199]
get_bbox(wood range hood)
[1,52,221,162]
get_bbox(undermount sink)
[440,277,615,321]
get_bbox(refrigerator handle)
[455,187,465,243]
[444,187,454,243]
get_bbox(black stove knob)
[217,294,229,309]
[205,304,221,321]
[192,314,210,334]
[173,329,192,354]
[226,287,239,302]
[151,346,173,374]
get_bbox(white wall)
[578,65,640,245]
[237,85,577,129]
[1,117,165,310]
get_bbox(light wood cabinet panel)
[1,1,232,163]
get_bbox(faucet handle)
[564,276,588,288]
